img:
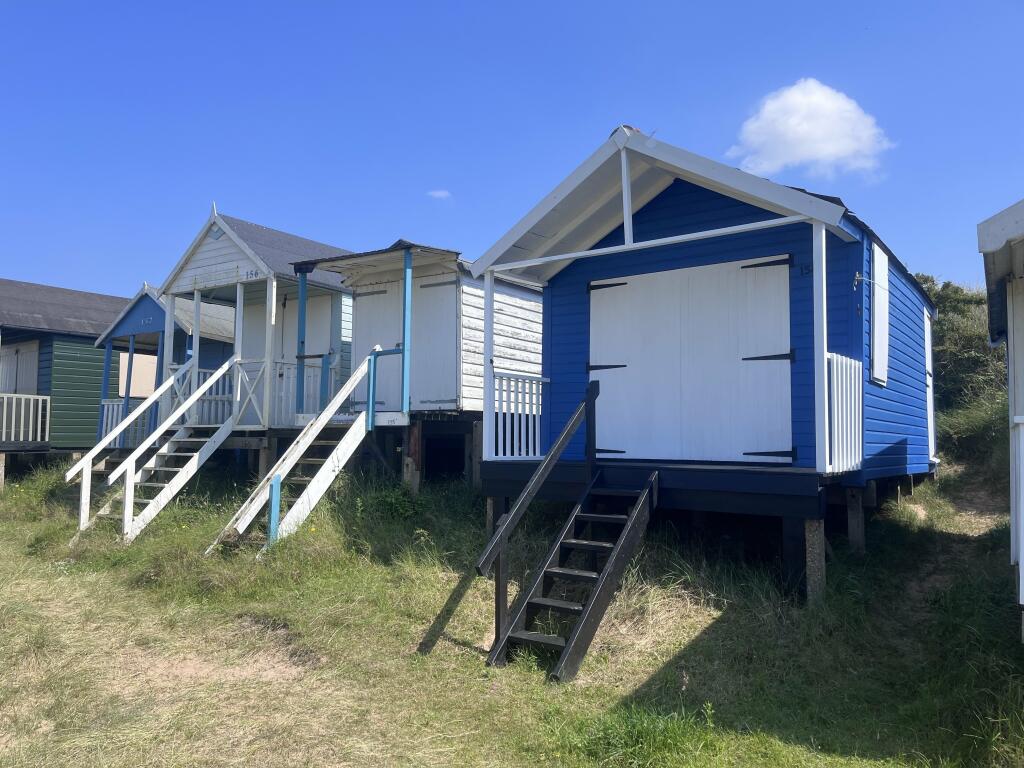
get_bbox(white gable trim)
[159,212,273,295]
[471,126,851,278]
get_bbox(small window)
[870,243,890,384]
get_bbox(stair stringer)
[550,472,657,682]
[486,472,602,668]
[124,419,235,543]
[270,411,368,545]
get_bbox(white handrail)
[205,349,377,553]
[65,361,194,481]
[107,356,236,484]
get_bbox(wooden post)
[470,420,482,490]
[402,419,422,495]
[483,271,495,461]
[191,289,202,396]
[401,247,413,415]
[0,452,6,493]
[233,282,245,421]
[584,380,598,479]
[263,277,276,427]
[296,271,308,415]
[846,487,865,555]
[161,293,175,422]
[811,221,829,473]
[119,335,136,448]
[490,496,509,665]
[805,518,826,605]
[151,327,164,434]
[98,341,113,441]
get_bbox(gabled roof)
[95,284,235,347]
[161,209,352,294]
[470,125,853,281]
[0,278,128,338]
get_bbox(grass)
[0,459,1023,766]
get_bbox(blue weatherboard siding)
[542,179,817,465]
[862,242,933,479]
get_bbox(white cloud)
[427,189,452,200]
[727,78,893,178]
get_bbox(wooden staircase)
[492,470,657,681]
[207,352,377,554]
[66,357,237,544]
[475,380,654,681]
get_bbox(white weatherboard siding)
[460,277,543,412]
[589,255,791,462]
[349,272,542,413]
[169,229,263,295]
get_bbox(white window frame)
[870,243,890,385]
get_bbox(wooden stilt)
[0,452,6,493]
[489,496,509,666]
[805,518,826,605]
[846,487,865,555]
[471,420,482,490]
[402,420,422,495]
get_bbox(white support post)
[483,270,495,461]
[78,466,91,530]
[263,277,276,427]
[162,294,175,381]
[330,292,343,390]
[812,221,830,473]
[161,294,175,420]
[191,289,202,397]
[620,148,634,245]
[122,458,135,538]
[233,282,245,421]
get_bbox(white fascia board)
[624,132,847,229]
[979,198,1024,254]
[470,136,621,277]
[159,213,273,296]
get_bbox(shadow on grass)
[586,504,1024,766]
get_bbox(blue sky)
[1,1,1021,296]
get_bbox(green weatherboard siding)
[49,337,118,449]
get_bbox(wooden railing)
[827,352,863,474]
[0,394,50,445]
[491,372,547,460]
[272,360,343,426]
[100,398,148,448]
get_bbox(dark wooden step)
[136,482,167,489]
[561,538,614,553]
[528,596,584,616]
[591,487,642,497]
[508,630,567,650]
[298,457,327,465]
[576,513,628,525]
[546,566,599,584]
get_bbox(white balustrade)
[492,372,546,459]
[827,352,864,473]
[0,394,50,445]
[100,398,148,448]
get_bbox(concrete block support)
[805,518,826,605]
[846,487,865,555]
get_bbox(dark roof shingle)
[0,279,129,337]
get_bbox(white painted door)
[412,277,458,410]
[589,255,792,462]
[352,283,402,410]
[0,341,39,395]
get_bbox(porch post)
[151,329,164,434]
[161,293,175,421]
[329,291,343,390]
[620,148,634,245]
[191,289,202,396]
[263,277,276,427]
[162,294,175,382]
[97,340,113,441]
[120,335,135,448]
[812,222,829,473]
[401,247,413,414]
[483,270,495,461]
[233,282,244,421]
[296,270,308,414]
